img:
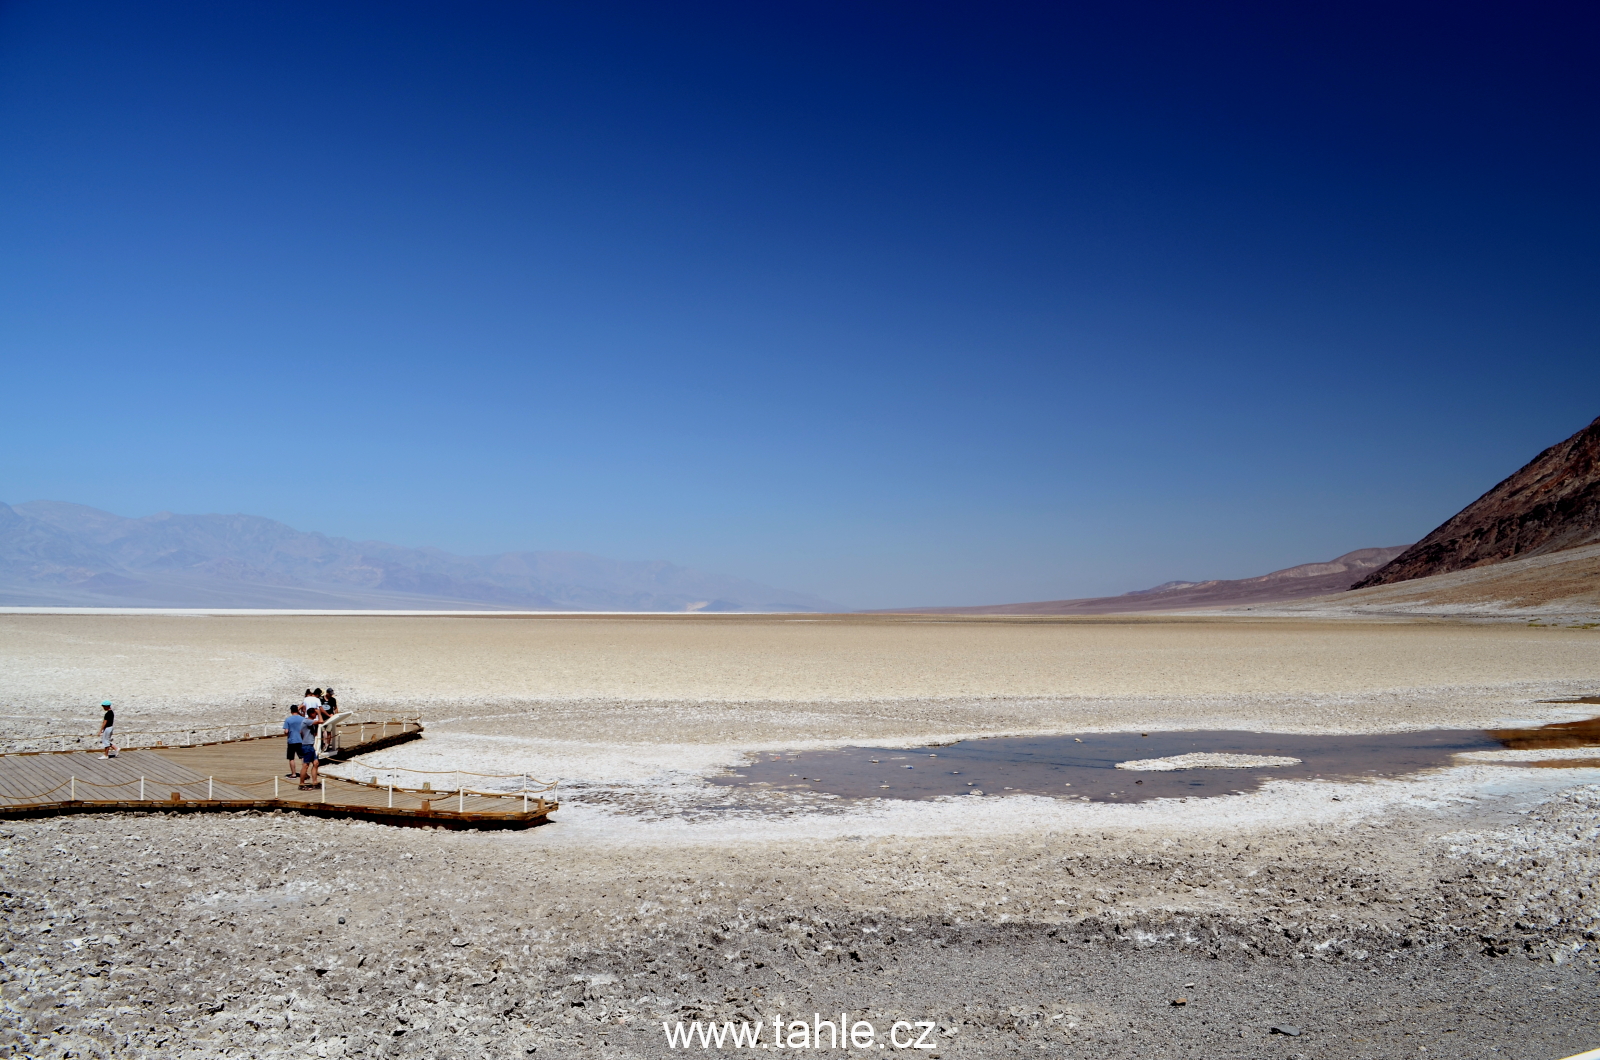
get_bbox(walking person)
[282,704,307,778]
[96,699,118,759]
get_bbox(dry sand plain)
[2,612,1600,1059]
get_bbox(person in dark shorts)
[298,703,321,789]
[96,699,118,759]
[319,687,340,752]
[297,736,319,788]
[282,704,307,778]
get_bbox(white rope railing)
[0,770,554,815]
[0,713,424,755]
[326,763,558,796]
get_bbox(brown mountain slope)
[875,547,1407,615]
[1252,540,1600,620]
[1353,415,1600,589]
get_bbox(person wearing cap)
[96,699,118,759]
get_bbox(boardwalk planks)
[0,721,555,829]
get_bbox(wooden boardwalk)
[0,719,556,829]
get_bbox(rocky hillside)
[1354,415,1600,589]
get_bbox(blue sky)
[2,1,1596,608]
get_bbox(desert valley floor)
[1,612,1598,1059]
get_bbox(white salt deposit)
[1114,752,1303,771]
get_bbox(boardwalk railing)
[0,771,557,820]
[0,711,424,755]
[0,716,558,828]
[320,711,425,756]
[327,762,559,796]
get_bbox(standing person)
[297,732,320,789]
[298,692,322,789]
[96,699,118,759]
[282,704,306,779]
[320,687,340,753]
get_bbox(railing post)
[274,776,279,798]
[388,783,393,808]
[70,776,76,801]
[139,777,145,801]
[208,776,213,800]
[320,778,326,804]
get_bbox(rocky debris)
[0,785,1597,1057]
[1356,415,1600,589]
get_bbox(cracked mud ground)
[3,786,1598,1060]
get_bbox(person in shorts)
[298,699,321,789]
[297,736,320,788]
[96,699,118,759]
[282,704,307,778]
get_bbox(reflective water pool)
[710,717,1600,803]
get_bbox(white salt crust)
[1113,752,1303,771]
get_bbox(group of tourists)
[282,687,339,790]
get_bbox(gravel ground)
[3,783,1598,1060]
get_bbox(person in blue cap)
[96,699,118,759]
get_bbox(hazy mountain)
[0,501,839,612]
[1354,415,1600,589]
[873,547,1409,615]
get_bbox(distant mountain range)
[873,547,1410,616]
[0,501,839,612]
[1354,415,1600,589]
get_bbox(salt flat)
[5,611,1597,826]
[5,611,1597,732]
[3,612,1598,1058]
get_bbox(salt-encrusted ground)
[2,778,1597,1059]
[1,613,1598,1058]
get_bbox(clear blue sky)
[2,1,1596,608]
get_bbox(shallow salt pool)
[711,717,1600,803]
